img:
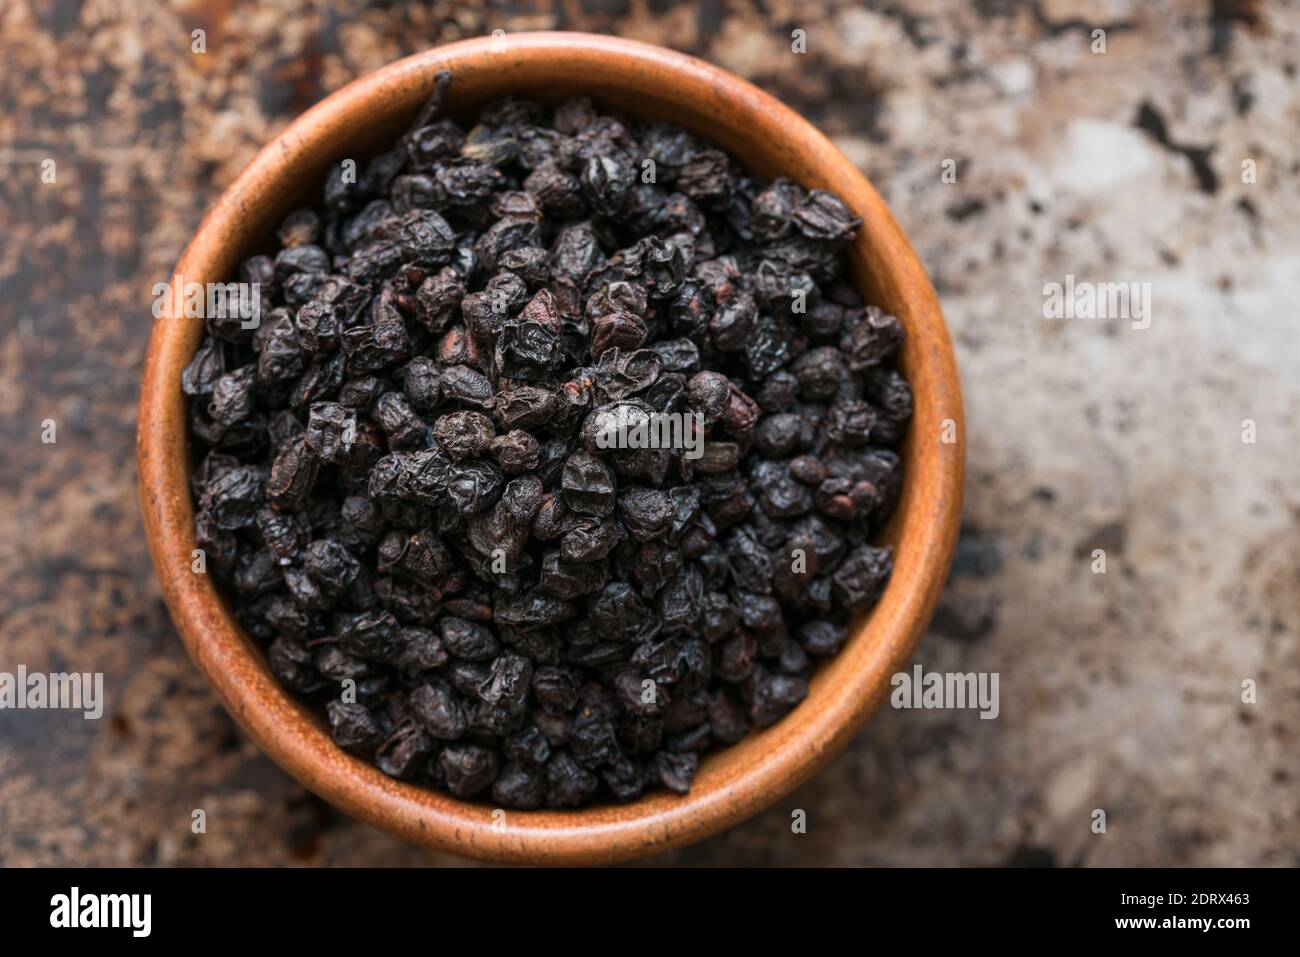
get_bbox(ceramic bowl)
[137,31,964,864]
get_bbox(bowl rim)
[137,30,964,864]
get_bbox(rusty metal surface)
[1,0,1295,866]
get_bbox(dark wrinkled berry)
[432,410,495,460]
[441,616,501,661]
[440,744,500,797]
[490,429,540,474]
[492,761,548,809]
[409,680,467,740]
[831,545,894,613]
[748,671,809,727]
[840,306,903,370]
[327,700,386,753]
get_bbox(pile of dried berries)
[184,73,911,808]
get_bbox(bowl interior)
[139,32,963,864]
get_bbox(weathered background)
[1,0,1296,866]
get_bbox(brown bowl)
[137,31,964,864]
